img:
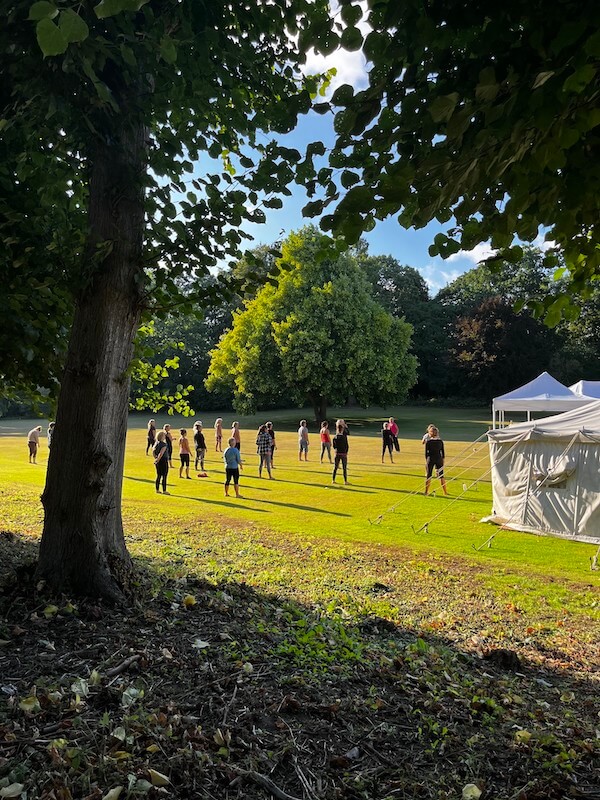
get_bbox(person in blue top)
[223,436,243,498]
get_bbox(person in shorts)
[214,418,223,452]
[298,419,309,461]
[193,421,206,471]
[27,426,42,463]
[424,426,448,496]
[178,429,191,479]
[223,436,243,498]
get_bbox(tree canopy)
[309,0,600,322]
[206,227,417,422]
[1,0,342,598]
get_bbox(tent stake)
[473,533,496,551]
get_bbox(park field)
[1,407,598,627]
[1,407,599,799]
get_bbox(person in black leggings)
[424,426,448,496]
[153,431,170,494]
[332,421,349,485]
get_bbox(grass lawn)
[1,407,599,799]
[2,408,598,625]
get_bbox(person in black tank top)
[424,426,448,495]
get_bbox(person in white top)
[27,425,42,464]
[298,420,309,461]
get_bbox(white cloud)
[419,262,465,294]
[303,48,368,96]
[446,242,496,265]
[301,1,370,96]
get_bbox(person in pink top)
[388,417,400,454]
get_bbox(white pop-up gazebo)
[486,400,600,543]
[570,380,600,399]
[492,372,592,428]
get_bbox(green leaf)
[160,36,178,64]
[563,64,596,94]
[94,0,126,19]
[532,71,555,89]
[59,9,89,44]
[340,4,362,25]
[28,1,58,20]
[429,93,459,123]
[36,18,68,56]
[341,26,363,52]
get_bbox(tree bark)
[38,116,146,600]
[310,395,328,426]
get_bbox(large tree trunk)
[38,117,146,600]
[310,395,328,426]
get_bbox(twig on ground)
[229,766,302,800]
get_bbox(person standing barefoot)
[424,426,448,496]
[231,420,241,452]
[256,424,273,479]
[298,419,309,461]
[27,425,42,464]
[381,422,394,463]
[146,419,156,455]
[214,418,223,452]
[332,421,349,485]
[193,421,207,471]
[223,436,243,498]
[320,421,332,463]
[153,431,170,494]
[163,423,174,468]
[266,421,276,468]
[178,428,192,479]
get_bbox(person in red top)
[319,420,332,463]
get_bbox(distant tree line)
[130,232,600,416]
[4,234,598,419]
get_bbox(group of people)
[26,414,446,497]
[148,415,447,496]
[27,423,54,464]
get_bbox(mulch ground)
[1,530,599,800]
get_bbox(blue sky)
[238,109,490,297]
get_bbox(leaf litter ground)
[0,525,599,800]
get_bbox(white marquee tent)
[570,380,600,399]
[492,372,593,428]
[486,400,600,543]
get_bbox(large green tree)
[2,0,337,598]
[206,227,417,422]
[311,0,600,321]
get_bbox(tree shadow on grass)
[0,528,597,800]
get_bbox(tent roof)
[493,371,590,412]
[488,398,600,443]
[569,380,600,399]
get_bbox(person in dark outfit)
[266,421,276,468]
[153,431,170,494]
[424,426,448,495]
[332,421,349,485]
[146,419,156,455]
[381,422,394,463]
[193,421,207,471]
